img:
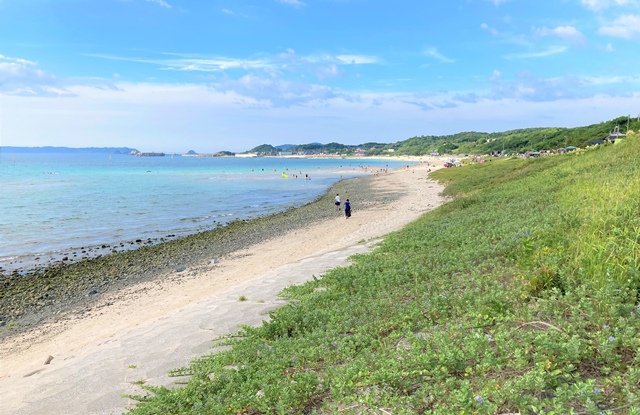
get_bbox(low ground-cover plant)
[127,141,640,414]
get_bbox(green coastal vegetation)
[368,116,639,156]
[128,138,640,414]
[244,116,636,157]
[248,144,278,154]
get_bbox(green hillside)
[368,116,639,155]
[128,137,640,414]
[248,144,277,154]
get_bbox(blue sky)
[1,0,639,152]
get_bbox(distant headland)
[2,115,635,159]
[1,146,140,154]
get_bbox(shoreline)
[0,174,393,337]
[0,158,432,275]
[0,163,445,415]
[0,165,433,342]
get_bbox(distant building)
[587,125,627,146]
[279,151,293,156]
[387,148,395,153]
[607,126,626,142]
[236,153,258,158]
[136,152,165,157]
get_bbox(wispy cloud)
[580,0,631,11]
[424,47,455,63]
[221,8,249,18]
[480,23,533,47]
[275,0,306,8]
[598,14,640,40]
[503,46,569,60]
[86,53,276,72]
[581,74,640,85]
[0,54,120,97]
[87,49,381,81]
[484,0,514,5]
[535,26,588,47]
[146,0,171,8]
[480,23,499,36]
[335,55,379,64]
[215,74,350,107]
[0,53,37,66]
[597,43,616,52]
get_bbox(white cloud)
[490,69,503,82]
[484,0,514,6]
[5,82,639,152]
[503,45,569,60]
[0,55,71,97]
[146,0,171,8]
[275,0,306,8]
[479,24,533,47]
[88,53,276,72]
[581,74,640,85]
[597,43,616,52]
[424,47,455,63]
[308,63,346,81]
[0,54,123,97]
[88,50,380,83]
[335,55,379,64]
[581,0,630,11]
[598,14,640,40]
[215,74,346,107]
[0,54,37,66]
[481,23,499,36]
[536,26,588,47]
[221,8,249,17]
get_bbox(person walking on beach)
[344,199,351,219]
[335,194,341,211]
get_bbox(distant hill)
[0,146,139,154]
[248,144,277,154]
[367,116,639,155]
[275,144,297,151]
[185,150,198,155]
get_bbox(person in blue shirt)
[344,199,351,219]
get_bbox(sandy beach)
[0,163,445,415]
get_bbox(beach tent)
[565,146,577,152]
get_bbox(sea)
[0,153,409,272]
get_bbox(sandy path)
[0,164,445,415]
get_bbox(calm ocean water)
[0,153,406,269]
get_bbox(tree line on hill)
[245,116,638,156]
[368,116,639,155]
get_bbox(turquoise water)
[0,153,405,268]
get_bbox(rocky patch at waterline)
[0,175,406,338]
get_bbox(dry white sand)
[0,164,445,415]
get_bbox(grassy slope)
[369,116,640,155]
[128,141,640,414]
